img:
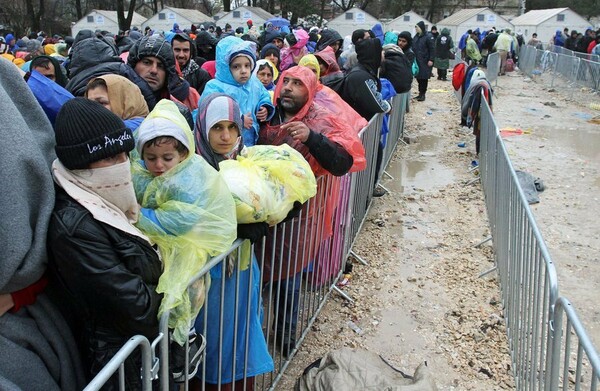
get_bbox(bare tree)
[116,0,137,31]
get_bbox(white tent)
[386,11,431,34]
[142,7,213,33]
[72,10,147,37]
[215,6,274,30]
[436,8,513,44]
[326,7,382,37]
[510,8,591,45]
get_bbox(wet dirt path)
[277,71,599,390]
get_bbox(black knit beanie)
[54,98,134,169]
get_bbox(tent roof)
[387,10,431,25]
[510,8,570,25]
[437,8,489,25]
[93,10,147,26]
[329,7,379,23]
[162,6,213,23]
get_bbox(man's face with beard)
[279,76,309,116]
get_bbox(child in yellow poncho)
[131,99,237,380]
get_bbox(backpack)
[452,61,467,91]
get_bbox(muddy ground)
[275,70,600,390]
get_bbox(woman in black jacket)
[48,98,163,389]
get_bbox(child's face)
[257,66,273,87]
[143,141,187,176]
[209,120,240,155]
[230,56,252,84]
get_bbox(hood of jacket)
[316,29,343,52]
[127,35,190,102]
[314,45,340,74]
[372,23,384,44]
[135,99,193,159]
[195,30,217,47]
[215,36,257,86]
[30,55,68,87]
[355,38,382,74]
[399,31,413,47]
[382,43,403,55]
[173,33,196,60]
[273,66,317,121]
[384,31,399,46]
[441,28,450,36]
[416,21,426,35]
[69,33,122,78]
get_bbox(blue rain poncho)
[200,36,274,147]
[131,100,237,345]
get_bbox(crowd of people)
[0,18,466,390]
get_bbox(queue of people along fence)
[1,15,598,390]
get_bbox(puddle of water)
[383,136,455,194]
[542,127,600,161]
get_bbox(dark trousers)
[417,78,429,95]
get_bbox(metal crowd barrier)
[519,44,600,98]
[485,51,500,86]
[83,94,409,390]
[479,97,600,390]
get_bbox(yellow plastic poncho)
[131,100,237,345]
[219,144,317,226]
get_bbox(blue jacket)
[200,36,274,146]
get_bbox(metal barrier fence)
[479,97,600,390]
[83,93,409,390]
[547,44,600,63]
[519,44,600,99]
[485,51,500,86]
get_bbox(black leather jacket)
[48,189,162,387]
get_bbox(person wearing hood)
[430,25,439,40]
[279,29,309,71]
[371,23,384,44]
[4,33,16,53]
[465,31,482,66]
[381,32,414,94]
[299,54,369,139]
[316,28,343,58]
[192,92,275,391]
[262,29,285,49]
[315,45,344,85]
[172,33,211,95]
[195,30,217,64]
[128,35,198,111]
[29,54,69,87]
[200,36,274,147]
[0,51,86,391]
[258,66,366,356]
[65,30,157,109]
[434,27,454,81]
[339,37,391,120]
[254,58,279,96]
[494,28,514,75]
[413,20,435,101]
[260,43,281,69]
[85,74,149,131]
[132,99,238,383]
[172,23,182,33]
